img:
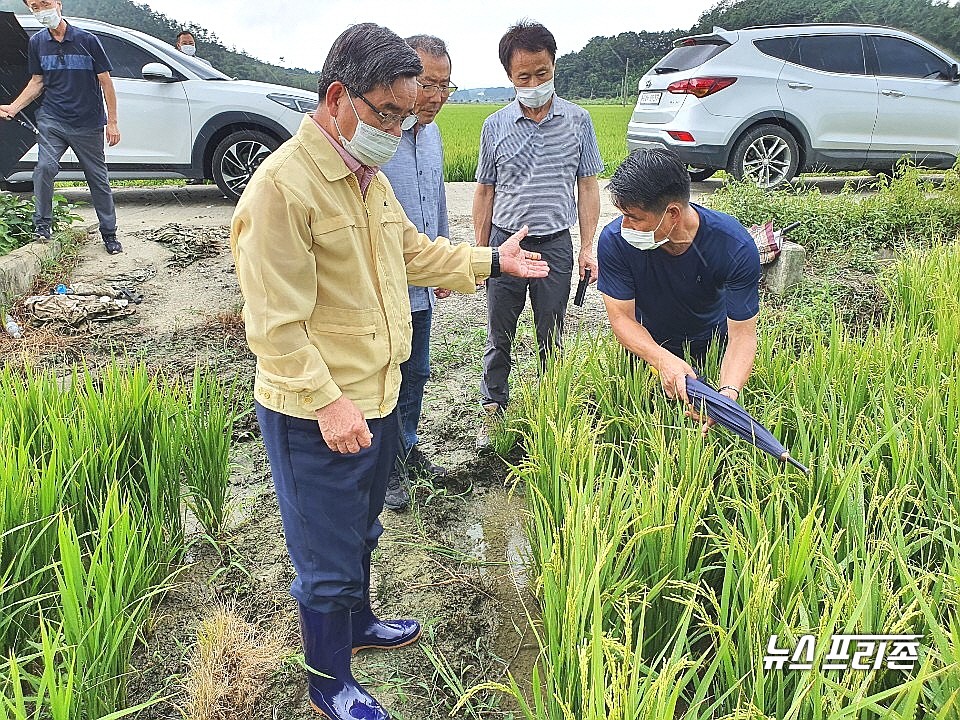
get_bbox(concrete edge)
[0,235,66,312]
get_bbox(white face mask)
[621,209,673,251]
[179,44,197,56]
[34,8,62,29]
[515,78,555,109]
[333,93,401,167]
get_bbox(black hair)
[608,148,691,214]
[318,23,423,96]
[176,30,194,44]
[498,20,556,74]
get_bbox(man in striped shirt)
[380,35,456,510]
[473,20,603,449]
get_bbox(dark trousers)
[33,109,117,237]
[480,226,574,408]
[255,402,400,613]
[397,307,432,456]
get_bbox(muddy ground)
[1,177,883,719]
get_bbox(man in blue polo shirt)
[0,0,122,254]
[598,147,760,428]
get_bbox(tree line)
[556,0,960,100]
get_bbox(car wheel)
[1,180,34,193]
[688,166,717,182]
[212,130,279,201]
[728,125,799,189]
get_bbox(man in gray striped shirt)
[473,20,603,449]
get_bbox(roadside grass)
[0,192,80,256]
[704,162,960,253]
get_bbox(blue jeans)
[33,109,116,237]
[397,307,432,457]
[255,402,400,613]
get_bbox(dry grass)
[197,307,246,342]
[182,606,286,720]
[0,324,86,367]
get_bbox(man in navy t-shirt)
[597,147,760,423]
[0,0,122,254]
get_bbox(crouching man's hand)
[655,351,697,404]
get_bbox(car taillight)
[667,131,696,142]
[667,77,737,98]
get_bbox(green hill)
[557,0,960,100]
[0,0,318,91]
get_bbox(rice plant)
[0,363,235,718]
[483,243,960,717]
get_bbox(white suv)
[3,15,317,200]
[626,24,960,187]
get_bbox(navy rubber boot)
[351,553,421,654]
[299,603,389,720]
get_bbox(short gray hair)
[405,34,450,65]
[319,23,423,96]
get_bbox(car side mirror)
[950,63,960,82]
[141,63,177,82]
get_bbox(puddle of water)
[463,491,531,593]
[458,487,541,695]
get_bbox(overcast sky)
[140,1,717,89]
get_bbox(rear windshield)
[653,42,729,74]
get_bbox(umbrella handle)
[16,115,39,136]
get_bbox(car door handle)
[787,82,813,90]
[881,89,906,98]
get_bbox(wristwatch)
[490,248,501,278]
[718,385,741,399]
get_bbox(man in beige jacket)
[230,22,547,720]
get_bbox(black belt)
[497,227,566,244]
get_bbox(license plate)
[638,91,662,105]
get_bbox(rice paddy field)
[436,103,632,181]
[0,365,235,718]
[472,242,960,717]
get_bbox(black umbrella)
[0,11,40,179]
[686,376,810,474]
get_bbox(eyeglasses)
[346,87,418,131]
[417,80,458,97]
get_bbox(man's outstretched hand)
[497,226,550,278]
